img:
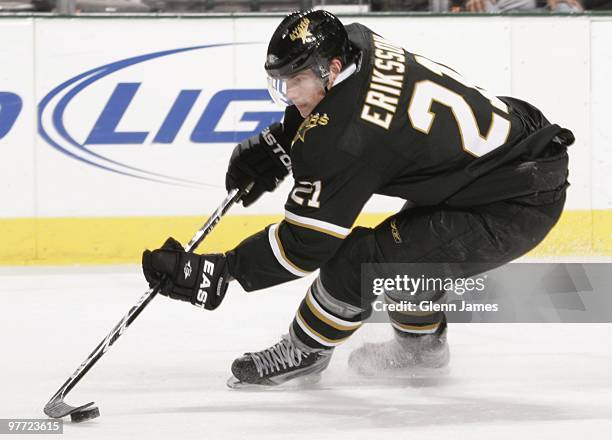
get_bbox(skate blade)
[226,376,272,390]
[226,373,322,390]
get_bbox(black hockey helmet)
[265,9,352,82]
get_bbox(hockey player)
[142,10,573,387]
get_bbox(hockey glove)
[225,122,292,207]
[142,237,230,310]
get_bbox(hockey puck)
[70,406,100,423]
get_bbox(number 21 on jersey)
[408,56,511,157]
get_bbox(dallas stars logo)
[292,113,330,145]
[289,18,312,44]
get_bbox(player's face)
[285,69,326,117]
[266,59,342,117]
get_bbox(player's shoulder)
[345,22,376,46]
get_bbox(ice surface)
[1,264,611,440]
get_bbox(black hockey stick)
[44,186,250,419]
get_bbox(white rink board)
[590,20,612,211]
[0,16,610,218]
[0,19,36,218]
[34,18,256,217]
[509,18,591,212]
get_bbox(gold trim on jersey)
[284,210,350,239]
[267,223,310,277]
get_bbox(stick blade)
[70,406,100,423]
[44,398,95,419]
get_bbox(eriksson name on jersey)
[361,34,406,130]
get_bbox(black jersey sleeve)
[226,110,385,292]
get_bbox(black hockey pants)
[290,149,569,349]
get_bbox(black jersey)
[226,23,573,292]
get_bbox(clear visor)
[267,76,294,107]
[266,68,327,108]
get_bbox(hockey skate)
[227,334,333,389]
[348,327,450,378]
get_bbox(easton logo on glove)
[262,126,292,174]
[225,122,293,207]
[196,260,216,306]
[142,237,230,311]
